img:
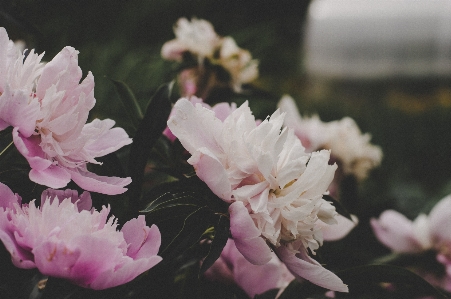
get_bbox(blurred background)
[2,0,451,266]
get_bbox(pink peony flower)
[205,239,295,298]
[371,195,451,291]
[0,183,162,290]
[0,28,132,195]
[168,98,350,292]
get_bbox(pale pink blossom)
[371,195,451,291]
[0,28,132,194]
[278,95,382,182]
[0,27,43,137]
[205,239,295,298]
[161,18,258,95]
[0,183,162,290]
[168,98,349,292]
[161,18,221,62]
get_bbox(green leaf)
[323,195,353,221]
[162,206,213,259]
[337,264,448,298]
[111,79,143,129]
[199,215,230,274]
[127,83,173,214]
[141,177,229,214]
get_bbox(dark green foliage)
[127,83,173,215]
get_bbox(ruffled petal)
[0,85,40,137]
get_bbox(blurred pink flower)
[0,183,162,290]
[161,18,258,95]
[205,239,295,298]
[161,18,221,62]
[278,95,382,182]
[371,195,451,291]
[168,98,350,292]
[0,28,132,195]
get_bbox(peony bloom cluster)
[168,98,350,292]
[278,95,382,182]
[205,239,295,298]
[371,195,451,291]
[0,183,162,290]
[0,27,132,195]
[161,18,258,94]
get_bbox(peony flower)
[161,18,221,63]
[161,18,258,96]
[278,95,382,182]
[205,239,295,298]
[371,195,451,291]
[168,98,349,292]
[0,28,132,195]
[0,183,162,290]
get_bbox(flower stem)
[0,141,13,156]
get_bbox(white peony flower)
[168,98,348,292]
[161,17,221,62]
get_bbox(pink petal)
[13,128,52,171]
[67,168,131,195]
[0,182,22,209]
[83,119,132,158]
[229,201,272,265]
[322,215,358,242]
[89,255,163,290]
[428,195,451,243]
[33,240,82,279]
[167,98,223,157]
[121,216,161,259]
[276,245,348,292]
[0,85,39,137]
[29,166,71,189]
[370,210,423,253]
[36,47,82,100]
[41,189,92,211]
[190,149,232,202]
[0,210,35,269]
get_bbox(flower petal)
[370,210,424,253]
[322,215,358,242]
[276,245,348,292]
[67,168,131,195]
[29,166,71,189]
[229,201,272,265]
